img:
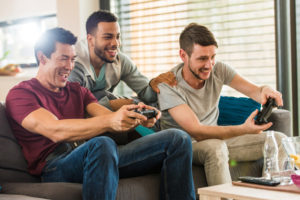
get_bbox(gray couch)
[0,102,291,200]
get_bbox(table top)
[198,183,300,200]
[0,67,37,102]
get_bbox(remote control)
[134,108,158,119]
[238,176,280,186]
[255,98,277,125]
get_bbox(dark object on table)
[238,176,280,186]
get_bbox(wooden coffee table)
[198,183,300,200]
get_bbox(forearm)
[22,106,115,143]
[229,74,262,103]
[247,85,268,103]
[109,99,134,111]
[190,124,246,141]
[35,115,114,142]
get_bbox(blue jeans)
[41,129,195,200]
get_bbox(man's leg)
[118,128,195,200]
[192,139,232,186]
[41,136,119,200]
[226,131,287,171]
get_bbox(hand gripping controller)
[134,108,158,119]
[255,98,277,125]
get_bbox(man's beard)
[188,62,203,80]
[94,47,115,63]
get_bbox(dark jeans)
[41,129,195,200]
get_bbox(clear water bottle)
[263,131,279,179]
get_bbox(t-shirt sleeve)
[6,87,42,125]
[215,61,237,85]
[157,83,186,111]
[80,86,98,107]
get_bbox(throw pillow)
[218,96,261,125]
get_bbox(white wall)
[0,0,56,102]
[0,0,100,101]
[0,0,56,21]
[56,0,99,38]
[0,0,99,38]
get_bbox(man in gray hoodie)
[69,10,175,111]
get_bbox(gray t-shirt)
[158,61,236,130]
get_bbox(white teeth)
[58,72,68,78]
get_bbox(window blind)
[111,0,276,96]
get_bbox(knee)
[87,136,118,158]
[194,139,229,161]
[168,128,192,148]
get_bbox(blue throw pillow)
[218,96,261,125]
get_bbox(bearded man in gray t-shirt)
[157,23,287,186]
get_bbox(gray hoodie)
[68,39,157,108]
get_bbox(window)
[0,14,57,66]
[111,0,276,96]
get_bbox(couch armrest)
[267,109,291,137]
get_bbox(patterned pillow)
[218,96,261,125]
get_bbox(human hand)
[149,71,177,93]
[135,102,161,127]
[260,86,283,106]
[109,104,147,132]
[241,109,273,134]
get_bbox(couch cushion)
[0,137,28,172]
[0,168,39,184]
[116,165,205,200]
[229,158,263,180]
[0,103,38,183]
[2,182,81,200]
[0,194,48,200]
[0,103,17,141]
[268,109,291,137]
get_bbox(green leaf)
[0,50,10,61]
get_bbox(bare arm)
[21,103,148,143]
[229,74,283,106]
[109,99,134,111]
[168,104,272,141]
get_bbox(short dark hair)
[86,10,118,35]
[179,23,218,56]
[34,27,77,65]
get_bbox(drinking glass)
[279,157,295,185]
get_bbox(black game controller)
[255,98,277,125]
[134,108,158,119]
